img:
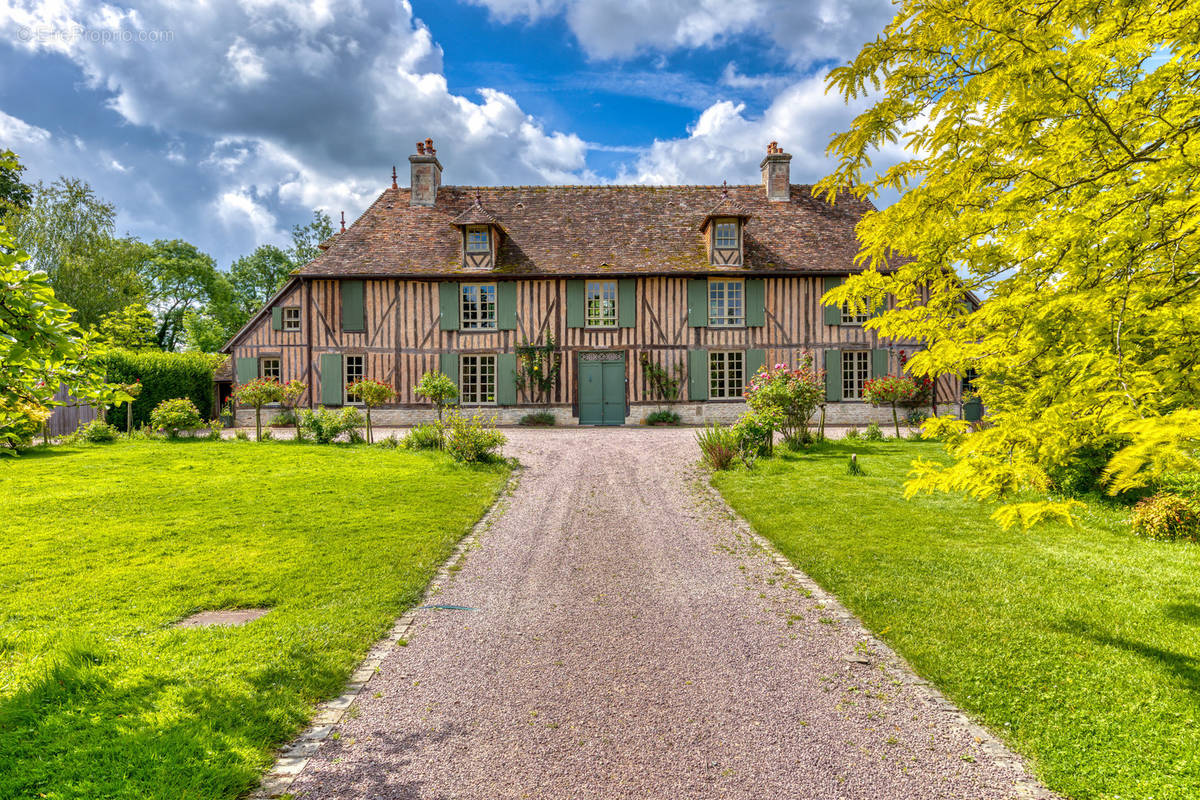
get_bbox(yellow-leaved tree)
[816,0,1200,527]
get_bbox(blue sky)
[0,0,899,268]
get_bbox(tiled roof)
[449,195,503,228]
[699,192,753,231]
[298,184,877,278]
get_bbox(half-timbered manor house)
[224,139,964,426]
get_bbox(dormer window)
[714,220,739,250]
[466,225,490,253]
[452,195,503,269]
[700,189,750,267]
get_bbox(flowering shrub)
[1131,493,1199,542]
[444,411,506,463]
[348,378,394,443]
[896,350,935,407]
[415,371,458,423]
[149,397,204,438]
[695,424,738,470]
[863,375,921,438]
[233,377,283,441]
[299,406,364,444]
[732,406,785,466]
[279,379,307,441]
[743,355,825,443]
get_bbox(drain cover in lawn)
[174,608,271,628]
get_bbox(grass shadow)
[1058,617,1200,697]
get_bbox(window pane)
[467,226,489,253]
[283,308,301,331]
[708,279,744,326]
[460,355,496,404]
[715,221,738,249]
[842,351,869,400]
[260,359,281,380]
[586,280,618,327]
[709,351,744,399]
[462,284,497,329]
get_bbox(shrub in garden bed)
[643,410,681,426]
[403,422,444,451]
[149,398,205,438]
[696,424,739,470]
[268,410,296,427]
[71,418,119,443]
[298,407,364,444]
[1131,493,1200,542]
[519,412,556,427]
[865,421,885,441]
[445,412,506,463]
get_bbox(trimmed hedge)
[104,350,225,431]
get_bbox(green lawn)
[713,440,1200,800]
[0,440,508,800]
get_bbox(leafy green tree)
[348,378,394,444]
[0,189,130,450]
[6,177,146,327]
[97,303,157,350]
[229,244,293,312]
[817,0,1200,527]
[232,377,283,441]
[415,371,458,423]
[287,210,334,268]
[143,239,219,351]
[0,150,32,219]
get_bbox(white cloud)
[226,37,269,88]
[467,0,894,65]
[214,188,280,244]
[0,109,51,145]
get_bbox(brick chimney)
[409,137,442,207]
[759,141,791,202]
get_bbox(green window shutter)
[495,352,518,405]
[320,353,344,406]
[566,279,585,328]
[745,349,766,381]
[745,279,765,327]
[271,307,282,331]
[872,348,889,379]
[439,282,460,331]
[439,352,459,387]
[687,279,709,327]
[824,349,842,402]
[688,349,709,401]
[822,276,843,326]
[341,281,365,332]
[618,279,636,328]
[497,282,517,331]
[235,357,258,384]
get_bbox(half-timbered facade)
[224,139,966,426]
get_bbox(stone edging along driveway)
[255,429,1056,799]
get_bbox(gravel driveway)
[289,428,1047,799]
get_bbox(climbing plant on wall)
[515,333,561,403]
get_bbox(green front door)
[578,353,626,425]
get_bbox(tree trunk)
[255,407,262,442]
[366,408,373,444]
[891,403,901,439]
[293,410,301,443]
[126,402,133,435]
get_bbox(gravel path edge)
[697,475,1059,800]
[248,466,522,800]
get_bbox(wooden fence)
[46,384,100,438]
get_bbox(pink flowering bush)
[863,375,920,438]
[742,353,826,444]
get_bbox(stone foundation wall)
[237,402,933,429]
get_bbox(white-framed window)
[461,283,497,330]
[842,351,870,400]
[344,354,365,404]
[714,219,739,250]
[708,278,745,327]
[282,307,301,332]
[466,225,490,253]
[709,351,744,399]
[460,354,496,405]
[260,357,281,381]
[841,302,870,325]
[586,280,618,328]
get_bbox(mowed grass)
[712,440,1200,800]
[0,440,509,800]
